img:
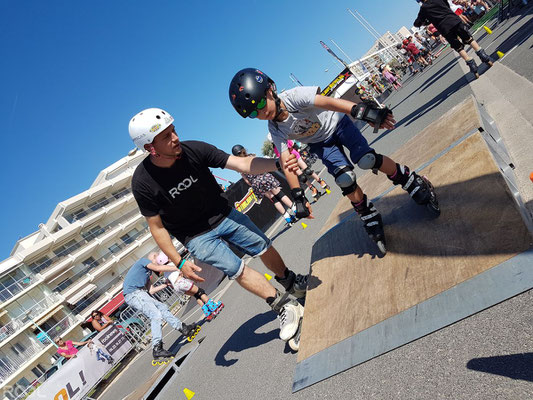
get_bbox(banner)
[320,68,353,97]
[29,326,132,400]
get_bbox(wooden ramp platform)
[293,97,533,392]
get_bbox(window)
[108,243,121,254]
[82,257,99,271]
[11,342,27,356]
[31,364,46,378]
[81,225,104,241]
[65,208,88,223]
[54,277,73,293]
[112,188,130,199]
[53,240,80,258]
[121,228,139,245]
[88,197,110,211]
[28,257,52,274]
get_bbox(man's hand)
[180,260,204,283]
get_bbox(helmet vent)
[245,94,250,99]
[156,115,161,119]
[161,111,166,114]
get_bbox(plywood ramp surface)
[320,96,483,235]
[298,132,532,362]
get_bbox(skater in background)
[414,0,493,78]
[232,144,298,226]
[270,136,330,201]
[379,64,402,91]
[122,255,200,361]
[152,252,224,320]
[230,68,439,255]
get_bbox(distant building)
[0,148,184,399]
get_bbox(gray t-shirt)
[268,86,343,153]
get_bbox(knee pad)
[303,167,313,177]
[193,287,206,300]
[298,173,308,184]
[272,190,285,203]
[333,165,358,196]
[357,150,383,171]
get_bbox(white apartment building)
[0,148,170,400]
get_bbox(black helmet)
[231,144,245,156]
[229,68,275,118]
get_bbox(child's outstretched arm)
[314,95,396,132]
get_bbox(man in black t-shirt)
[414,0,493,77]
[127,108,306,350]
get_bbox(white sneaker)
[278,301,304,341]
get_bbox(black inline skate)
[275,269,308,299]
[151,341,175,366]
[466,59,480,79]
[181,322,201,342]
[352,194,387,255]
[388,164,440,216]
[476,48,493,68]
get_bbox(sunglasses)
[248,97,267,119]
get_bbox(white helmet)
[128,108,174,149]
[156,251,169,265]
[266,132,272,142]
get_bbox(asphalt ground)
[99,10,533,400]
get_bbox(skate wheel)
[376,241,387,255]
[151,360,158,366]
[288,337,300,352]
[426,200,441,216]
[187,336,193,342]
[488,61,494,67]
[475,73,480,79]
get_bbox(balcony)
[70,274,125,315]
[0,313,80,385]
[64,187,131,224]
[0,293,63,345]
[35,209,141,279]
[0,272,41,304]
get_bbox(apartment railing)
[0,293,62,344]
[70,274,125,315]
[28,208,140,276]
[64,187,131,223]
[0,273,39,304]
[0,313,79,385]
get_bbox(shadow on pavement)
[214,311,278,367]
[466,353,533,381]
[489,16,533,58]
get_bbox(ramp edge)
[292,248,533,393]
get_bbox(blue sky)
[0,0,420,258]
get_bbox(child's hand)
[284,152,299,173]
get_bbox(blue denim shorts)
[186,208,271,279]
[308,115,372,175]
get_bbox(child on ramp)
[229,68,440,255]
[153,252,224,321]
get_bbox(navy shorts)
[308,115,372,176]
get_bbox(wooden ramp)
[293,97,533,392]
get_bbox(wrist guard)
[290,188,310,218]
[350,101,392,133]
